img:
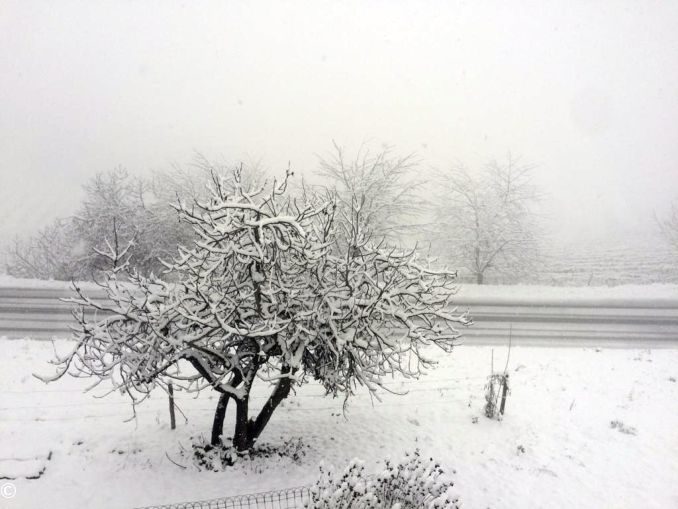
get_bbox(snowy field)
[2,338,677,508]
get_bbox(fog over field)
[1,0,678,258]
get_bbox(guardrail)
[0,286,108,339]
[1,286,678,345]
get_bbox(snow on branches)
[38,167,470,451]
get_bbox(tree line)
[5,144,545,284]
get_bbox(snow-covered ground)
[458,282,678,303]
[0,275,102,290]
[1,338,677,508]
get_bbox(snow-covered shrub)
[484,373,509,419]
[610,420,637,435]
[307,450,461,509]
[189,436,310,471]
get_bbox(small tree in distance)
[6,167,195,281]
[658,201,678,253]
[316,141,423,248]
[434,155,541,284]
[6,217,85,280]
[38,167,470,452]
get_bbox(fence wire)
[135,486,311,509]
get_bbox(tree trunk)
[249,370,294,443]
[476,272,484,284]
[211,392,231,446]
[168,382,176,430]
[233,396,251,452]
[210,373,243,446]
[222,368,295,452]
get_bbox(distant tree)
[434,155,541,284]
[6,157,272,281]
[316,141,423,248]
[6,218,87,280]
[71,168,149,274]
[151,153,268,204]
[658,201,678,252]
[6,169,145,280]
[38,167,470,452]
[6,167,198,280]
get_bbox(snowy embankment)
[456,282,678,307]
[1,339,677,509]
[0,275,104,291]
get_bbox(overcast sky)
[1,0,677,246]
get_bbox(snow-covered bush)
[307,450,461,509]
[38,166,470,452]
[610,420,637,435]
[189,436,309,471]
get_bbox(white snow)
[1,337,677,508]
[457,282,678,305]
[0,275,103,291]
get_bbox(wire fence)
[0,375,491,422]
[135,485,311,509]
[0,379,491,423]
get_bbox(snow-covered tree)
[73,168,144,271]
[433,156,541,284]
[5,217,85,280]
[316,141,423,248]
[150,153,268,204]
[73,167,199,278]
[38,167,470,452]
[6,167,195,280]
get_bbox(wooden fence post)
[168,382,176,430]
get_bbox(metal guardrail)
[135,486,311,509]
[2,286,678,345]
[0,286,108,338]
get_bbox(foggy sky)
[1,0,677,247]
